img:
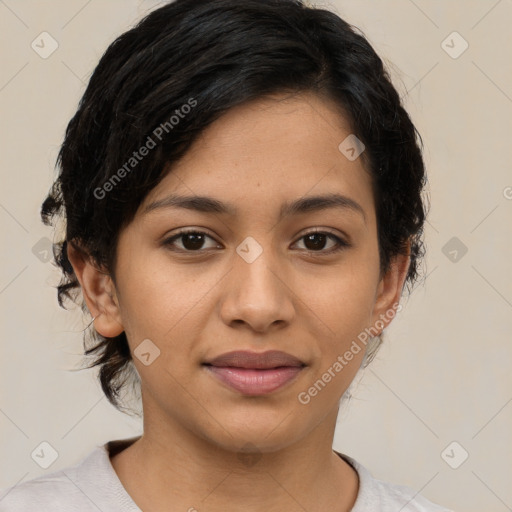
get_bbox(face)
[71,92,408,454]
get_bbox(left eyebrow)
[279,193,366,224]
[143,192,366,224]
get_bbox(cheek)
[297,274,377,409]
[307,256,379,338]
[115,250,218,358]
[114,248,177,341]
[298,248,380,394]
[313,281,374,377]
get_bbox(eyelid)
[162,227,351,255]
[291,229,350,254]
[294,227,350,244]
[162,228,221,251]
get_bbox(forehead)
[139,92,375,223]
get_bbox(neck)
[110,407,359,512]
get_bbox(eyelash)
[162,229,350,256]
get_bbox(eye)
[162,230,221,252]
[293,230,350,254]
[162,229,350,255]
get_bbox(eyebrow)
[143,192,366,223]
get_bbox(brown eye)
[163,230,220,252]
[294,231,349,254]
[162,229,349,255]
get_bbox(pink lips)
[203,350,305,395]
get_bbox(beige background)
[1,1,511,511]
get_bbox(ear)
[370,244,411,333]
[66,242,124,338]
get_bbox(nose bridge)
[220,234,294,332]
[236,242,279,296]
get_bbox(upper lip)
[204,350,305,369]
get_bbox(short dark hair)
[41,0,427,412]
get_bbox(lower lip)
[205,366,303,395]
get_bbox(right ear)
[66,242,124,338]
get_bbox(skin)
[68,91,410,512]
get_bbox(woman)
[0,0,453,510]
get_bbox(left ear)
[370,244,411,333]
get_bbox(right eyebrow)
[143,192,366,224]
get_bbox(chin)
[193,404,311,455]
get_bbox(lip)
[203,350,306,395]
[205,350,305,369]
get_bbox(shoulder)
[339,454,455,512]
[0,472,88,511]
[0,443,128,512]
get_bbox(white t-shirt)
[0,438,454,511]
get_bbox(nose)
[219,247,295,334]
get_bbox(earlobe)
[371,248,411,334]
[66,242,124,338]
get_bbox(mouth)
[202,350,306,396]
